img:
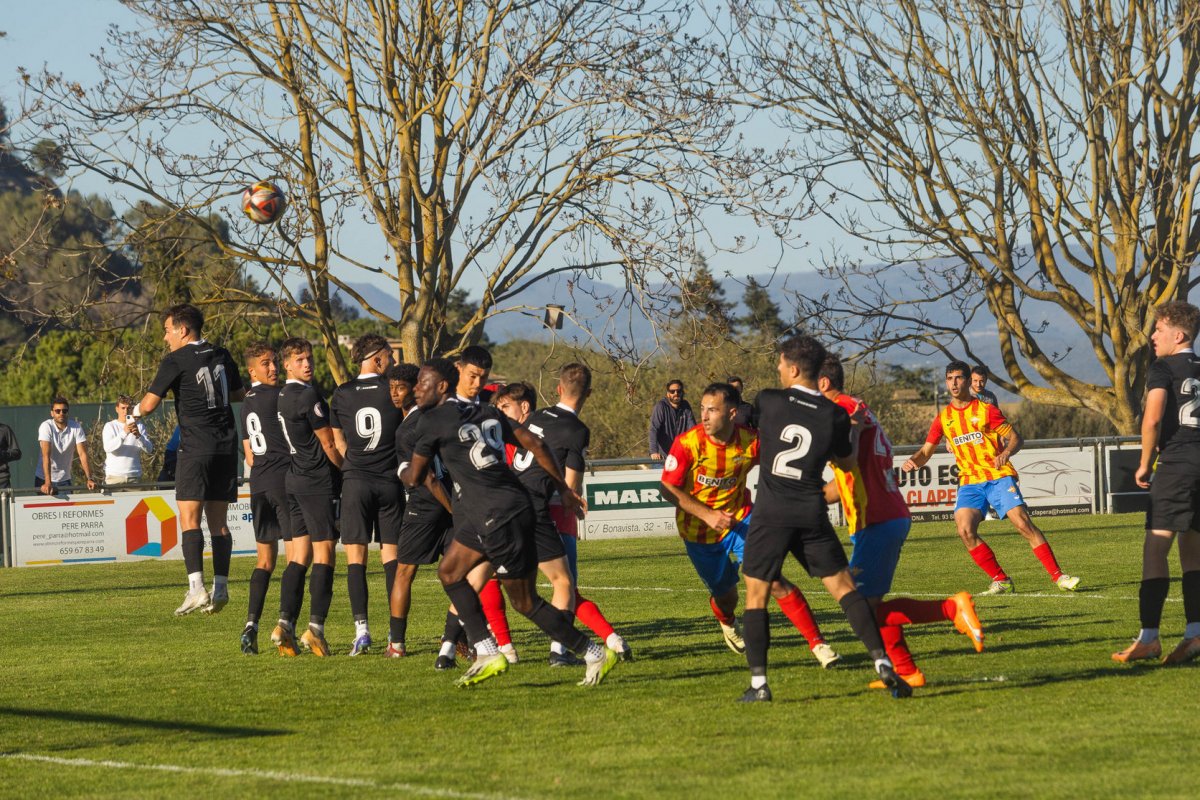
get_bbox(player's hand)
[650,453,663,462]
[561,487,587,519]
[901,458,918,472]
[848,404,867,426]
[1135,465,1152,489]
[993,453,1009,469]
[707,509,735,531]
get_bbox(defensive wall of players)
[0,435,1151,568]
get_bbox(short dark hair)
[243,341,275,364]
[51,395,69,409]
[279,337,312,362]
[1156,301,1200,341]
[778,335,827,380]
[351,333,391,364]
[946,360,970,378]
[116,394,135,407]
[819,355,845,391]
[458,345,493,371]
[970,364,989,379]
[726,375,744,386]
[164,303,203,337]
[665,379,684,391]
[559,362,592,396]
[422,358,459,388]
[387,363,420,386]
[702,382,739,408]
[494,381,538,411]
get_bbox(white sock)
[475,637,500,657]
[1138,628,1159,644]
[245,621,258,631]
[606,633,626,651]
[550,640,566,655]
[584,642,604,663]
[1185,622,1200,639]
[874,658,894,673]
[214,575,228,591]
[355,620,369,638]
[309,622,324,635]
[438,640,456,658]
[750,675,768,689]
[187,572,204,592]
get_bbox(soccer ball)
[241,181,286,225]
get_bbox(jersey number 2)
[1180,378,1200,428]
[771,424,812,479]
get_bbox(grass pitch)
[0,513,1196,799]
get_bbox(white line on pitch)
[0,753,530,800]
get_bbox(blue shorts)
[683,516,748,598]
[848,517,911,598]
[956,476,1025,517]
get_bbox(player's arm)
[512,424,586,517]
[823,479,840,504]
[902,441,937,471]
[135,392,163,417]
[424,471,453,514]
[659,479,735,532]
[242,439,255,468]
[1137,387,1168,489]
[314,426,344,469]
[75,441,97,490]
[400,452,429,489]
[993,425,1023,468]
[563,466,584,495]
[331,427,349,457]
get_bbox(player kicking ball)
[402,357,619,687]
[903,360,1080,596]
[739,336,910,702]
[659,382,841,669]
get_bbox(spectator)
[102,394,154,485]
[727,376,756,428]
[649,378,696,461]
[971,365,999,406]
[35,396,97,495]
[0,420,20,490]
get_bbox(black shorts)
[175,451,238,502]
[340,478,405,546]
[454,508,537,579]
[251,488,291,543]
[289,491,340,543]
[742,516,849,582]
[396,509,454,565]
[532,502,566,562]
[1147,461,1200,532]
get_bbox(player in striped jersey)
[818,356,983,688]
[902,360,1080,595]
[660,382,841,668]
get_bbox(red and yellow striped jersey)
[831,394,910,533]
[925,399,1017,486]
[661,424,757,544]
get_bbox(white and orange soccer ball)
[241,181,286,225]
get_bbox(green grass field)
[0,513,1196,799]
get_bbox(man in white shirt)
[103,395,154,485]
[35,396,97,495]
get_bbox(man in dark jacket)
[649,379,696,461]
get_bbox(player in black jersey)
[740,335,910,702]
[331,334,405,656]
[134,304,245,617]
[1114,301,1200,665]
[493,377,632,664]
[275,338,344,657]
[385,363,458,660]
[402,353,620,687]
[237,343,293,654]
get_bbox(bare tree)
[727,0,1200,432]
[22,0,735,381]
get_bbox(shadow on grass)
[0,583,184,599]
[0,706,290,739]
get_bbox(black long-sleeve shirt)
[0,422,22,490]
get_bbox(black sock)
[309,563,334,626]
[1140,577,1171,629]
[211,534,232,578]
[839,590,887,661]
[383,560,398,603]
[348,563,368,622]
[279,562,308,624]
[443,581,490,644]
[442,610,463,644]
[181,529,204,576]
[527,597,589,653]
[247,567,271,625]
[743,608,770,677]
[390,616,407,643]
[1181,571,1200,625]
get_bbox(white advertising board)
[8,489,257,567]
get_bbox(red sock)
[574,590,615,639]
[775,588,824,647]
[1032,542,1064,581]
[969,542,1009,581]
[875,597,954,627]
[880,625,918,676]
[709,596,735,626]
[479,578,511,647]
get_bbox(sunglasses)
[52,408,69,414]
[667,389,683,395]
